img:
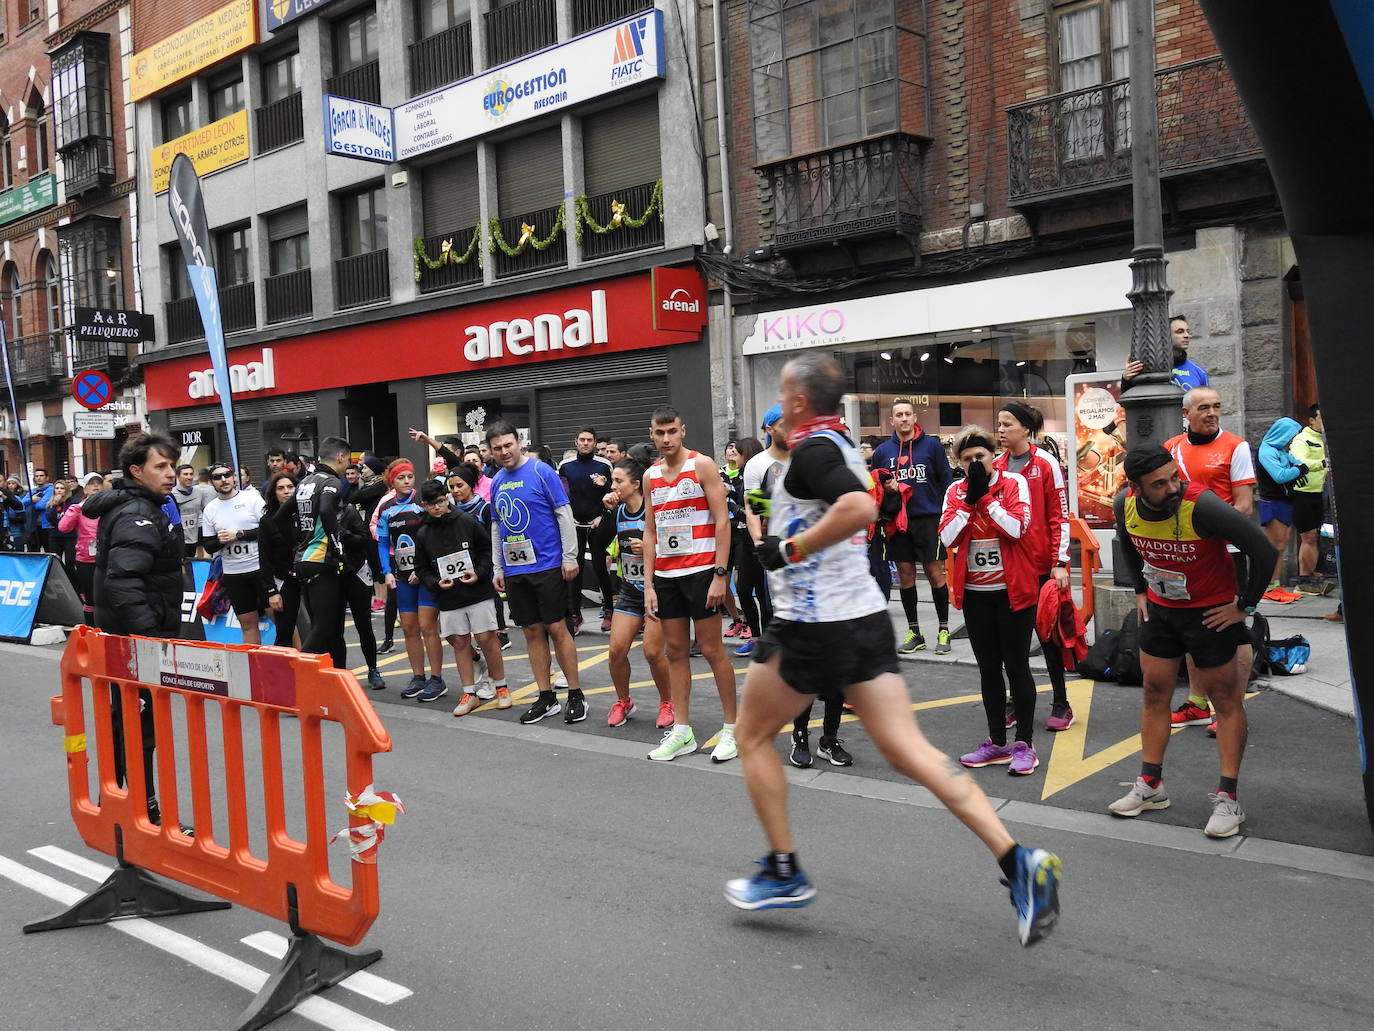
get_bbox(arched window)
[43,254,60,333]
[32,101,49,175]
[0,113,11,190]
[2,264,21,339]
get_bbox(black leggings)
[301,567,347,668]
[794,696,842,740]
[273,574,303,647]
[344,569,378,671]
[733,531,773,637]
[570,522,615,614]
[963,589,1037,745]
[1036,574,1069,707]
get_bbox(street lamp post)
[1121,0,1184,449]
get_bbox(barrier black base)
[22,860,231,933]
[234,885,382,1031]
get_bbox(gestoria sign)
[131,0,258,102]
[143,269,704,410]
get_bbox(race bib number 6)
[656,509,694,557]
[438,549,474,579]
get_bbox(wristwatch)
[714,566,728,577]
[1242,603,1257,614]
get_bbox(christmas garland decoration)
[574,178,664,242]
[411,227,482,281]
[413,179,665,273]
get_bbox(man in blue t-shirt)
[1123,315,1210,392]
[487,420,586,726]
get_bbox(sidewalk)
[888,586,1355,719]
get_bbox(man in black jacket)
[83,432,185,829]
[414,479,509,714]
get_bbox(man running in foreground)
[727,354,1062,947]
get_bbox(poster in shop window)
[1065,373,1128,528]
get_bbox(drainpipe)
[712,0,738,439]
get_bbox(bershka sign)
[187,347,276,399]
[143,271,703,411]
[651,266,707,332]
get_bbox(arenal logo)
[188,348,277,399]
[662,288,700,314]
[611,17,649,79]
[0,579,37,606]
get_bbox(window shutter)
[582,94,661,196]
[421,153,480,237]
[266,205,309,241]
[496,125,563,214]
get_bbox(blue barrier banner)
[0,553,52,643]
[182,559,277,646]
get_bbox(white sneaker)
[1204,791,1246,838]
[1108,777,1171,817]
[474,679,496,701]
[647,726,697,762]
[710,726,738,764]
[553,671,569,689]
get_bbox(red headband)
[386,461,415,486]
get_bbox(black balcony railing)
[579,180,663,260]
[256,93,305,152]
[59,137,116,196]
[493,205,568,279]
[70,335,129,377]
[410,22,473,95]
[760,133,923,250]
[1007,55,1263,203]
[485,0,557,67]
[417,229,484,293]
[326,61,382,105]
[220,282,257,334]
[572,0,653,35]
[2,331,64,387]
[335,250,391,309]
[165,283,256,344]
[265,269,313,324]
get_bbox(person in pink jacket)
[59,471,114,619]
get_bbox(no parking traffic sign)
[72,370,113,411]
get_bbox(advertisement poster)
[1066,373,1128,528]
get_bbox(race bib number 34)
[504,539,536,567]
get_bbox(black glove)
[756,535,787,571]
[964,461,989,506]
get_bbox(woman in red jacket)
[939,426,1040,776]
[994,402,1075,731]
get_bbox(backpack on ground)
[1248,611,1271,679]
[1265,634,1311,675]
[1079,627,1121,681]
[1114,609,1142,686]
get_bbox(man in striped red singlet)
[642,406,740,763]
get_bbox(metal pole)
[1120,0,1183,448]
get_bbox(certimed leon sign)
[392,10,664,161]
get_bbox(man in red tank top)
[642,406,739,763]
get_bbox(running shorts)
[1139,601,1251,670]
[395,579,436,613]
[505,567,567,627]
[1291,491,1324,535]
[221,570,263,617]
[753,610,901,699]
[439,598,499,638]
[614,581,646,618]
[887,515,943,565]
[653,568,721,622]
[1259,497,1292,527]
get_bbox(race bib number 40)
[504,539,536,567]
[438,549,474,579]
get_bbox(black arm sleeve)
[437,444,464,469]
[1191,489,1279,609]
[783,438,868,503]
[318,482,342,557]
[1113,491,1149,595]
[202,535,224,554]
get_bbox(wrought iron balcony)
[265,269,313,324]
[410,21,473,96]
[2,331,64,387]
[59,136,116,196]
[326,61,382,105]
[759,133,924,251]
[70,334,130,377]
[492,205,567,279]
[335,249,391,309]
[579,180,663,261]
[417,229,484,294]
[1007,55,1263,204]
[572,0,653,36]
[485,0,556,67]
[256,93,305,152]
[165,296,202,344]
[164,283,257,344]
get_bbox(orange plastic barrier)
[1068,515,1102,626]
[48,625,393,947]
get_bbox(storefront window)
[750,312,1129,455]
[426,394,530,448]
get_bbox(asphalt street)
[2,619,1373,1031]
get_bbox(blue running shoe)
[724,858,817,911]
[734,639,756,657]
[1002,846,1062,946]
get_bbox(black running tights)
[963,589,1037,745]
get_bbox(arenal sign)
[390,10,665,161]
[142,268,705,410]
